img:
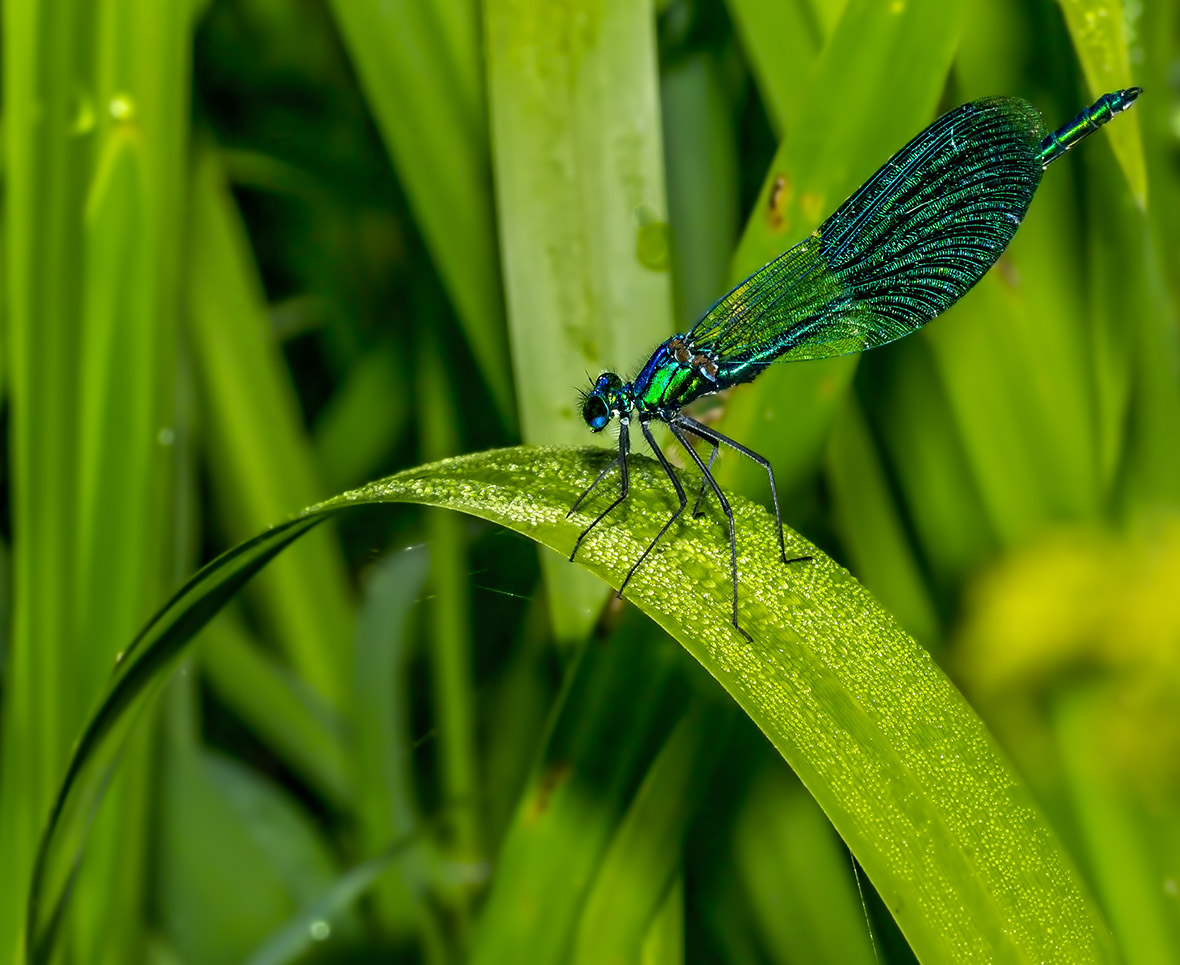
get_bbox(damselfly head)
[582,372,625,431]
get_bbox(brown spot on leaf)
[527,761,571,823]
[767,173,791,231]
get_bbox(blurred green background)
[1,0,1178,962]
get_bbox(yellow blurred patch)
[955,515,1180,798]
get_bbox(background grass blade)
[826,396,940,645]
[0,1,93,954]
[640,876,685,965]
[1,1,190,960]
[725,0,826,133]
[484,0,676,641]
[419,330,483,934]
[732,761,880,964]
[661,51,740,327]
[326,0,513,420]
[242,846,404,965]
[33,446,1116,964]
[716,0,965,504]
[187,146,355,707]
[350,547,446,955]
[1056,689,1179,963]
[470,612,697,965]
[1055,0,1147,206]
[158,726,356,963]
[28,514,325,965]
[570,698,729,965]
[200,616,353,809]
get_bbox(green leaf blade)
[34,446,1115,964]
[484,0,676,640]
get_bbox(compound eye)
[596,373,624,394]
[582,394,611,431]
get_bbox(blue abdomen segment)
[1037,88,1141,167]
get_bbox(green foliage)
[34,449,1114,963]
[1,0,1177,963]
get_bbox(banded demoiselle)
[570,89,1143,637]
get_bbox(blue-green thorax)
[582,336,721,431]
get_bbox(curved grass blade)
[30,446,1114,964]
[28,515,325,965]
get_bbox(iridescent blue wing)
[687,97,1048,383]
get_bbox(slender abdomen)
[1037,88,1141,167]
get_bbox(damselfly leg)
[676,415,811,566]
[568,421,630,562]
[616,418,688,596]
[690,442,719,519]
[668,421,748,638]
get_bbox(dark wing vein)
[687,97,1047,376]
